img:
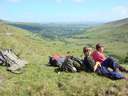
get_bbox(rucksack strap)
[0,51,8,65]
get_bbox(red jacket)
[91,50,106,63]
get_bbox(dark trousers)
[102,57,128,72]
[96,57,125,80]
[96,66,124,80]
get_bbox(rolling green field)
[0,18,128,96]
[9,22,94,39]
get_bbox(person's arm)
[93,61,101,72]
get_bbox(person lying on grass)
[83,46,128,80]
[49,53,83,72]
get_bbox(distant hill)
[73,18,128,41]
[9,22,98,39]
[90,18,128,42]
[107,18,128,26]
[0,20,53,60]
[69,18,128,61]
[9,22,43,33]
[0,19,5,22]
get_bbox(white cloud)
[112,6,128,17]
[8,0,20,3]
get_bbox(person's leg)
[106,57,128,72]
[98,66,125,80]
[108,71,124,80]
[102,57,118,71]
[102,57,128,73]
[96,66,112,77]
[118,65,128,73]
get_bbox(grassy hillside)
[0,18,128,96]
[0,21,85,96]
[70,18,128,62]
[108,18,128,26]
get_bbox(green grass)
[0,19,128,96]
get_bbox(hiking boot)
[118,65,128,73]
[123,77,128,81]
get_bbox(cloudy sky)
[0,0,128,23]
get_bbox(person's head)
[96,43,104,53]
[49,56,57,66]
[83,47,92,56]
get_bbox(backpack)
[60,56,83,72]
[0,49,28,73]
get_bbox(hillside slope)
[70,18,128,61]
[0,21,85,96]
[108,18,128,26]
[0,19,128,96]
[0,21,49,60]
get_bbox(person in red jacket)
[91,43,128,72]
[91,44,106,63]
